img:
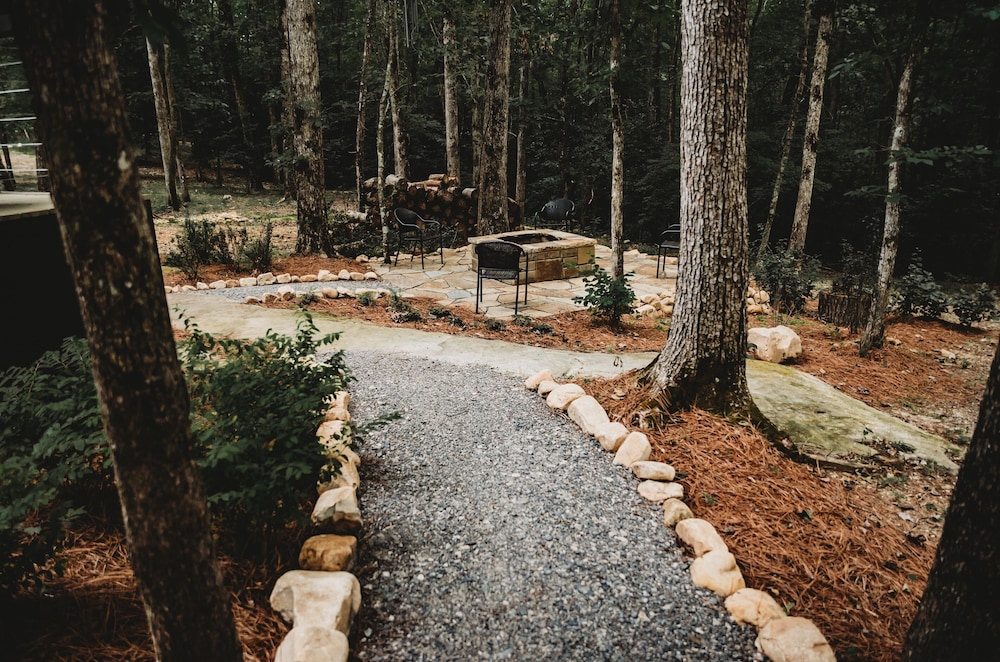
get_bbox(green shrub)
[891,252,947,318]
[831,240,876,297]
[0,338,113,591]
[447,314,466,328]
[357,291,377,306]
[179,312,351,537]
[427,306,450,319]
[572,263,636,329]
[511,314,534,327]
[387,293,422,323]
[164,217,227,280]
[241,221,274,272]
[951,283,998,327]
[752,249,819,315]
[483,318,506,332]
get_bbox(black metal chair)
[530,198,575,232]
[475,240,528,314]
[656,224,681,278]
[393,208,445,269]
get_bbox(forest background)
[53,0,998,283]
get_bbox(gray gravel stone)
[336,350,760,661]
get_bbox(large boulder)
[747,325,802,363]
[567,396,610,436]
[269,570,361,635]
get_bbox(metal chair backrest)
[476,241,524,279]
[394,207,424,230]
[539,198,575,222]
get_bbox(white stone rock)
[612,431,651,466]
[525,369,555,391]
[277,285,297,301]
[635,304,657,316]
[631,461,676,481]
[263,292,279,304]
[317,420,351,450]
[318,269,333,281]
[755,616,837,662]
[546,383,586,410]
[319,459,360,492]
[276,273,293,284]
[245,296,263,304]
[311,486,362,532]
[637,480,684,502]
[321,287,340,298]
[747,325,803,363]
[349,272,365,281]
[269,570,361,635]
[356,255,369,263]
[675,518,728,557]
[536,380,560,396]
[225,279,240,288]
[257,272,277,285]
[689,549,745,597]
[567,396,610,436]
[195,281,209,290]
[332,391,351,410]
[338,269,352,280]
[301,274,318,283]
[274,626,350,662]
[324,404,351,422]
[662,498,694,526]
[299,535,358,572]
[363,271,379,280]
[724,588,786,627]
[181,284,197,292]
[337,287,356,298]
[640,294,658,304]
[594,421,629,452]
[239,277,258,287]
[209,279,227,289]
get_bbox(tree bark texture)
[642,0,752,413]
[757,0,813,263]
[278,0,295,199]
[859,38,919,356]
[902,340,1000,658]
[217,0,261,192]
[477,0,512,235]
[388,2,410,180]
[515,55,530,218]
[162,43,190,204]
[146,37,180,211]
[284,0,328,255]
[356,0,378,211]
[443,13,461,182]
[787,8,832,253]
[378,65,391,264]
[10,2,242,660]
[609,0,625,279]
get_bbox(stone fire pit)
[468,229,597,283]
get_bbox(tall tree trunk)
[477,0,512,235]
[514,51,531,219]
[757,0,813,262]
[278,1,295,199]
[378,65,391,264]
[787,6,833,253]
[217,0,261,192]
[146,37,180,211]
[902,341,1000,658]
[609,0,625,279]
[0,127,15,191]
[284,0,327,255]
[443,13,461,182]
[356,0,378,211]
[387,1,410,179]
[162,43,190,203]
[35,141,50,191]
[470,67,483,188]
[10,2,242,659]
[859,37,920,357]
[641,0,752,414]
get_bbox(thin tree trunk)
[146,37,180,211]
[387,1,410,179]
[162,43,189,203]
[443,13,461,182]
[284,0,327,255]
[514,54,530,219]
[641,0,752,414]
[859,38,920,357]
[0,127,15,191]
[471,69,483,188]
[217,0,261,193]
[477,0,512,235]
[279,1,295,199]
[902,340,1000,658]
[757,0,813,262]
[356,0,378,211]
[787,7,832,253]
[609,0,625,279]
[35,141,50,191]
[378,65,391,264]
[11,2,242,659]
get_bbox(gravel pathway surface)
[339,350,760,661]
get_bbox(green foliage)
[241,221,274,272]
[387,293,422,323]
[427,306,450,319]
[831,240,876,297]
[0,338,113,591]
[951,283,998,327]
[572,263,637,329]
[891,252,948,319]
[179,312,351,536]
[752,249,819,315]
[483,318,506,332]
[356,291,377,306]
[164,217,227,280]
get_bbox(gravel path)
[339,350,760,661]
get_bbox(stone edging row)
[163,268,381,295]
[523,369,836,662]
[266,390,364,662]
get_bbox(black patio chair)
[530,198,576,232]
[656,224,681,278]
[475,240,528,314]
[393,208,445,269]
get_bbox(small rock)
[274,627,349,662]
[631,461,676,482]
[209,279,227,289]
[675,518,728,557]
[298,535,358,572]
[524,369,555,391]
[546,383,586,410]
[594,421,629,452]
[638,480,684,502]
[662,498,694,527]
[689,549,745,597]
[567,395,610,436]
[613,431,651,467]
[755,616,836,662]
[725,588,786,627]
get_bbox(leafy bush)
[572,263,636,329]
[357,291,377,306]
[752,249,819,315]
[891,252,948,318]
[241,221,274,273]
[483,318,506,332]
[0,338,113,591]
[831,240,876,296]
[164,217,227,280]
[951,283,998,327]
[387,293,422,323]
[427,306,450,319]
[179,312,351,536]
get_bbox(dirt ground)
[13,189,995,660]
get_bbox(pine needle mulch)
[589,374,938,662]
[7,524,289,661]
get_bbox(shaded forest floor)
[9,176,996,660]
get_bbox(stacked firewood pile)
[359,173,522,242]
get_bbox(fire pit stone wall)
[468,229,598,283]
